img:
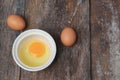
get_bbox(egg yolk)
[29,41,46,57]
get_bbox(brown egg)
[7,14,25,30]
[61,27,76,47]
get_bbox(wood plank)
[0,0,25,80]
[91,0,120,80]
[20,0,90,80]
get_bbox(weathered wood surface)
[0,0,90,80]
[91,0,120,80]
[1,0,120,80]
[0,0,24,80]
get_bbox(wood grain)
[0,0,25,80]
[91,0,120,80]
[0,0,90,80]
[20,0,90,80]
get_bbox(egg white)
[18,38,50,67]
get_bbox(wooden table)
[0,0,120,80]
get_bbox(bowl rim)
[12,29,57,71]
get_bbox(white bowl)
[12,29,57,71]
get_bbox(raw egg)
[18,35,50,67]
[7,14,25,30]
[12,29,57,71]
[61,27,76,47]
[29,41,46,57]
